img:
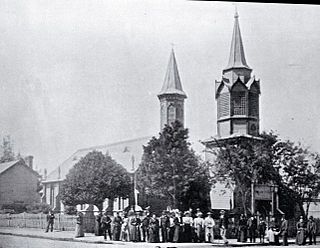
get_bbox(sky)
[0,1,319,173]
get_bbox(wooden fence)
[0,213,95,232]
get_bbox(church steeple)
[158,49,187,98]
[215,12,261,138]
[158,49,187,130]
[225,11,250,71]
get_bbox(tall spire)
[225,11,250,71]
[158,49,186,98]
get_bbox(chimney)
[24,155,34,170]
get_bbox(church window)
[167,105,176,125]
[218,93,230,118]
[232,91,246,115]
[249,93,259,116]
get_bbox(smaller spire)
[158,49,186,98]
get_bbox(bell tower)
[158,49,187,130]
[215,11,260,137]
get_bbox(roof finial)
[234,4,239,18]
[170,42,175,52]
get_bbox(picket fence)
[0,213,94,232]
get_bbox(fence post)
[58,213,60,230]
[23,212,26,228]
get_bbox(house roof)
[44,136,152,182]
[0,159,40,177]
[0,160,20,175]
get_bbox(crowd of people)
[237,214,317,246]
[94,208,229,244]
[45,209,317,245]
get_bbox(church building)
[202,11,261,210]
[41,49,186,213]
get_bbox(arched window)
[167,105,176,125]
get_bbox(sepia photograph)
[0,1,319,247]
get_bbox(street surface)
[0,235,105,248]
[1,234,320,248]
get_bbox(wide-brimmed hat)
[196,212,203,217]
[207,212,212,215]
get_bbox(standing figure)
[45,211,55,232]
[307,216,317,245]
[168,211,175,242]
[247,215,257,243]
[95,213,102,236]
[113,212,123,241]
[280,215,288,246]
[194,212,204,242]
[173,211,181,243]
[204,212,215,243]
[149,213,160,243]
[160,210,170,242]
[182,211,193,242]
[296,216,306,245]
[120,213,130,242]
[258,217,266,243]
[75,211,84,238]
[238,214,247,242]
[141,211,150,242]
[129,212,141,242]
[269,217,280,245]
[219,210,229,245]
[101,212,112,240]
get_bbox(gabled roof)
[0,159,40,177]
[158,49,187,98]
[0,160,19,175]
[224,12,251,71]
[44,136,152,182]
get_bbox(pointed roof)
[225,11,250,71]
[158,49,187,98]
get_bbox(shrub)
[25,202,51,214]
[64,205,77,215]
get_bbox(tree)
[274,140,320,218]
[208,132,281,215]
[0,135,15,163]
[60,151,132,212]
[136,121,212,211]
[209,131,320,218]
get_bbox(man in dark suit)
[280,215,288,246]
[307,216,317,245]
[45,210,55,232]
[160,210,170,242]
[247,215,257,243]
